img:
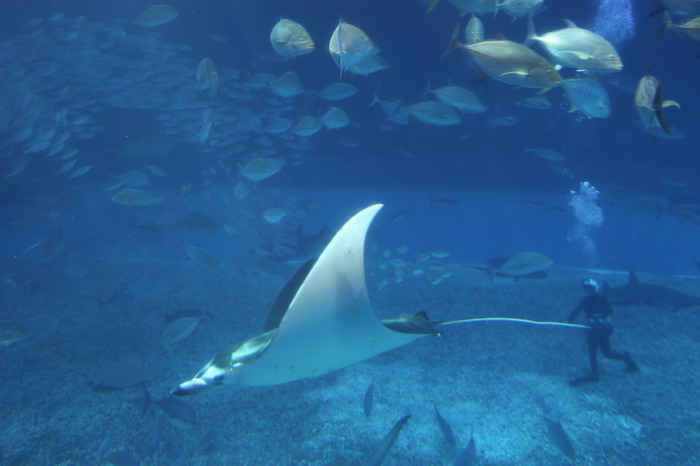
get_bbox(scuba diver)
[567,278,639,386]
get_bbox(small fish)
[111,188,164,207]
[142,385,197,429]
[486,116,520,128]
[524,146,565,161]
[145,164,169,177]
[0,320,31,348]
[544,416,575,459]
[262,207,286,224]
[67,164,92,178]
[429,85,486,114]
[269,71,302,97]
[464,15,484,44]
[434,405,456,446]
[186,245,219,269]
[134,4,178,27]
[363,414,411,466]
[291,116,324,136]
[409,101,461,125]
[321,107,350,129]
[516,94,551,110]
[240,158,282,182]
[318,82,357,101]
[363,382,374,417]
[349,54,389,75]
[56,158,77,175]
[161,316,203,346]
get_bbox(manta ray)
[172,204,582,396]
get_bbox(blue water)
[1,0,700,464]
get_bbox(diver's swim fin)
[569,375,598,387]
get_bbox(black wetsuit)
[568,293,638,385]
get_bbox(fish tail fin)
[655,11,674,37]
[653,80,672,135]
[426,0,441,14]
[663,99,680,109]
[369,90,380,108]
[525,14,537,47]
[441,23,462,60]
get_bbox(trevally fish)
[329,20,379,72]
[528,18,623,72]
[634,72,680,134]
[660,11,700,51]
[186,245,219,269]
[464,15,484,44]
[503,0,544,20]
[409,101,461,125]
[270,19,314,57]
[446,26,561,89]
[349,54,389,75]
[321,106,350,129]
[269,71,302,97]
[239,158,282,182]
[291,116,324,136]
[562,78,611,118]
[524,146,565,161]
[133,4,178,27]
[429,85,486,114]
[317,82,357,101]
[111,188,164,207]
[161,316,203,346]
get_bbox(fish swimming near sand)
[544,416,575,459]
[363,382,374,417]
[434,405,456,446]
[363,414,412,466]
[605,270,700,311]
[141,385,197,429]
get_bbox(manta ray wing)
[236,204,426,386]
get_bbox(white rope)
[436,317,589,329]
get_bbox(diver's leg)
[570,331,600,386]
[600,330,639,372]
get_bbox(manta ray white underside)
[172,204,432,395]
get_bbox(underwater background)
[1,0,700,464]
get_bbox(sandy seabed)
[1,257,699,465]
